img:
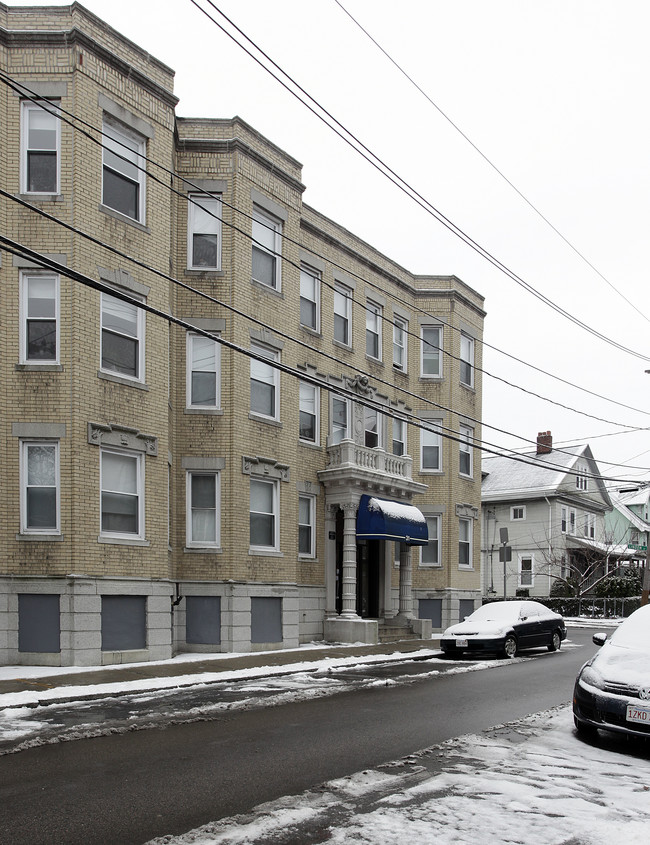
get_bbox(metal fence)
[484,596,643,618]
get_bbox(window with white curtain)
[299,381,318,443]
[250,342,279,420]
[250,477,278,551]
[21,440,59,533]
[188,194,221,269]
[100,448,143,538]
[186,472,220,547]
[101,292,144,381]
[21,100,60,194]
[102,116,146,222]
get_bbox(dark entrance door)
[356,539,380,618]
[334,510,380,617]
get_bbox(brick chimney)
[536,431,553,455]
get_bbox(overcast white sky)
[8,0,650,484]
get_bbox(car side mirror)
[592,632,607,647]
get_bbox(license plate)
[456,638,468,648]
[626,704,650,724]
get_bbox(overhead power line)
[333,0,650,327]
[189,0,650,364]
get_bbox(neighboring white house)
[481,432,615,598]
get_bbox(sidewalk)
[0,638,441,704]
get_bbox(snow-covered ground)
[144,705,650,845]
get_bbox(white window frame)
[459,517,473,569]
[365,300,382,360]
[186,332,220,409]
[364,406,381,448]
[393,317,407,371]
[100,447,144,540]
[333,283,352,346]
[392,417,407,457]
[331,395,350,444]
[299,264,320,331]
[583,513,595,539]
[575,465,589,491]
[511,505,526,521]
[21,100,61,195]
[561,505,568,533]
[100,291,145,383]
[250,342,280,421]
[420,515,441,568]
[421,423,442,472]
[569,508,577,535]
[102,116,146,223]
[20,440,60,534]
[459,424,473,477]
[519,554,534,588]
[187,193,222,270]
[299,381,319,444]
[298,494,316,558]
[460,333,474,387]
[20,272,60,364]
[421,325,442,378]
[186,471,220,549]
[249,477,279,552]
[251,205,282,290]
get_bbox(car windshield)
[608,607,650,651]
[467,603,520,623]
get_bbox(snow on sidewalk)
[145,706,650,845]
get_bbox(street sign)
[628,543,647,551]
[499,545,512,563]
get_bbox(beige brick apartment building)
[0,2,485,665]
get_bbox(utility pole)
[499,527,512,599]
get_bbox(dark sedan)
[440,599,567,659]
[573,604,650,739]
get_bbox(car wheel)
[503,635,517,659]
[574,715,597,738]
[548,631,561,652]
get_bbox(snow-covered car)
[573,604,650,739]
[440,600,567,659]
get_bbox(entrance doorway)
[334,508,381,618]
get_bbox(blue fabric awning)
[356,494,429,546]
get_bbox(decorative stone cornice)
[88,422,158,456]
[456,503,479,520]
[242,456,290,482]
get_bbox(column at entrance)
[340,501,359,618]
[396,543,414,620]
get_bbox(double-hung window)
[101,292,144,381]
[331,396,349,444]
[299,382,318,443]
[188,194,221,269]
[300,265,320,331]
[421,515,441,567]
[561,505,568,533]
[100,448,143,538]
[366,300,382,359]
[421,326,442,377]
[459,424,473,477]
[333,283,351,345]
[519,555,534,588]
[21,441,59,534]
[250,343,279,420]
[298,494,316,557]
[393,317,407,370]
[252,206,282,290]
[584,514,595,539]
[187,333,220,409]
[102,117,146,222]
[364,406,380,448]
[21,100,60,194]
[569,508,577,535]
[576,465,588,491]
[250,478,278,551]
[421,423,442,471]
[459,518,472,568]
[187,472,220,548]
[511,506,526,521]
[392,418,406,456]
[460,333,474,387]
[20,273,59,363]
